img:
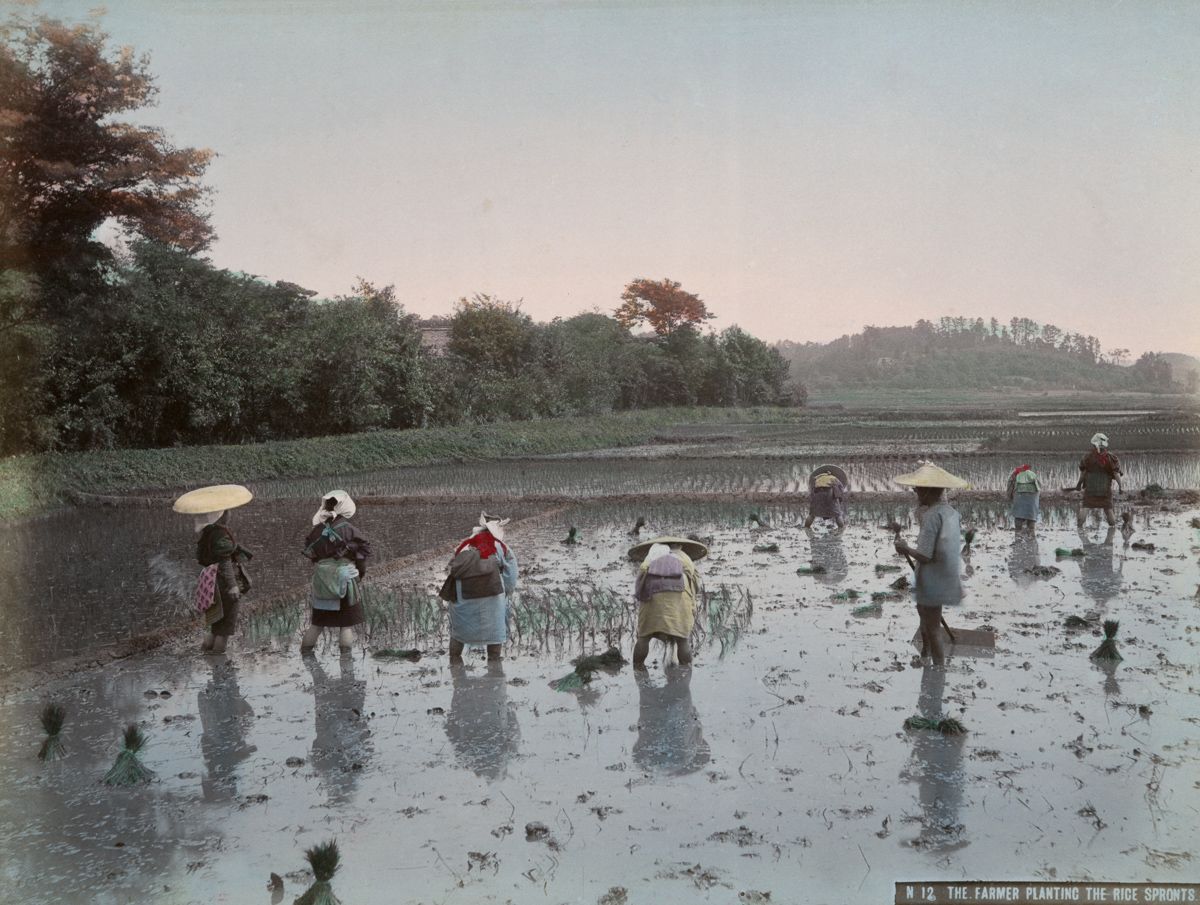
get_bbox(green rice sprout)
[553,647,626,691]
[904,716,967,735]
[1090,620,1123,661]
[1055,547,1085,558]
[752,542,780,553]
[832,589,861,601]
[103,723,155,786]
[294,839,342,905]
[38,703,66,762]
[851,603,883,617]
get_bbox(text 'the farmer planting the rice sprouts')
[301,490,371,653]
[1073,432,1123,528]
[443,513,518,663]
[892,463,968,666]
[172,484,254,655]
[629,535,707,669]
[804,464,849,532]
[1006,463,1041,533]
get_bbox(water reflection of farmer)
[1006,530,1041,589]
[198,656,256,802]
[632,667,710,776]
[1074,526,1122,608]
[806,528,848,585]
[900,665,967,853]
[306,652,371,807]
[804,465,849,532]
[445,661,521,780]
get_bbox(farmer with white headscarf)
[173,484,254,655]
[628,535,707,668]
[1073,432,1123,528]
[444,512,518,663]
[301,490,371,653]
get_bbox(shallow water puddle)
[1,509,1197,903]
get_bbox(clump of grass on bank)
[2,407,809,520]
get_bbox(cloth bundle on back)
[173,485,254,655]
[301,490,371,653]
[445,512,519,663]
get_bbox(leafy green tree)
[0,12,214,293]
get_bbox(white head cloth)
[313,490,356,525]
[471,510,510,542]
[193,511,225,533]
[1091,432,1109,451]
[642,543,671,566]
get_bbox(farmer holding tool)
[1071,432,1123,528]
[628,535,707,668]
[444,512,518,663]
[301,490,371,654]
[173,484,254,655]
[804,464,849,531]
[1006,463,1041,532]
[891,463,969,665]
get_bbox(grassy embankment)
[0,407,809,520]
[808,387,1199,412]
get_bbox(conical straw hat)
[627,535,709,562]
[172,484,253,514]
[893,462,970,490]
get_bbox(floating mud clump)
[553,647,627,691]
[294,839,341,905]
[1025,565,1062,579]
[103,723,155,786]
[371,649,421,661]
[37,703,67,762]
[875,564,902,574]
[889,574,910,590]
[1090,620,1123,661]
[1130,541,1156,552]
[903,716,967,736]
[752,543,780,553]
[1064,614,1097,629]
[1055,547,1085,558]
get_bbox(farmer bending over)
[892,463,968,666]
[629,535,707,669]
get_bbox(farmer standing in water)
[629,535,707,669]
[1073,432,1123,528]
[891,463,969,666]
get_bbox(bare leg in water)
[917,606,944,665]
[448,638,464,663]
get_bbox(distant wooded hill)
[777,317,1196,394]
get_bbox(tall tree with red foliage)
[614,277,713,337]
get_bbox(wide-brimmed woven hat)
[172,484,253,514]
[627,535,709,562]
[809,464,850,492]
[893,462,970,490]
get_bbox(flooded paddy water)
[1,409,1198,903]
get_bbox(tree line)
[0,13,793,454]
[778,317,1189,393]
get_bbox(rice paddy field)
[0,407,1197,904]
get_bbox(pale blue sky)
[29,0,1200,354]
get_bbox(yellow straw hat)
[627,535,709,562]
[893,462,971,490]
[172,484,253,514]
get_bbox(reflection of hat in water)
[809,464,850,492]
[172,484,253,514]
[893,462,970,490]
[627,535,708,562]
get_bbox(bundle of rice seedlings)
[795,565,826,575]
[561,526,579,545]
[874,565,902,574]
[752,543,780,553]
[832,589,861,601]
[553,647,626,691]
[889,574,910,590]
[371,649,421,661]
[870,591,901,601]
[1090,620,1123,661]
[903,716,967,736]
[38,703,67,762]
[103,724,155,786]
[294,839,342,905]
[1054,547,1086,558]
[851,602,883,617]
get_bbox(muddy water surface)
[2,508,1197,904]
